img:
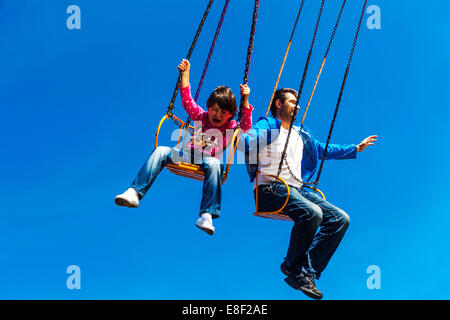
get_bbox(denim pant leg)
[199,156,224,218]
[301,190,350,279]
[256,184,323,271]
[130,146,173,199]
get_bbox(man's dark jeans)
[256,183,350,279]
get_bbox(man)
[240,88,377,299]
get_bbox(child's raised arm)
[178,59,205,121]
[240,84,251,109]
[239,84,253,132]
[178,59,190,88]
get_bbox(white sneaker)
[115,188,140,208]
[195,214,215,235]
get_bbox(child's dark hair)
[206,86,238,119]
[270,88,298,117]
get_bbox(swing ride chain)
[194,0,231,102]
[237,0,260,125]
[324,0,347,58]
[284,158,315,186]
[243,0,259,86]
[265,0,305,117]
[166,0,215,120]
[181,0,231,139]
[298,0,347,126]
[313,0,368,190]
[269,0,325,193]
[289,0,305,43]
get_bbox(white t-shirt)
[255,126,304,189]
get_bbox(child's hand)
[240,84,250,108]
[240,84,250,98]
[178,59,190,73]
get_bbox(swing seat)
[155,113,205,181]
[253,172,326,222]
[166,162,205,181]
[253,172,293,221]
[154,113,241,184]
[254,211,293,222]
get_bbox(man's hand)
[240,84,250,109]
[357,135,378,152]
[178,59,190,88]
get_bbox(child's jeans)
[130,146,224,218]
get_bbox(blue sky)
[1,0,450,299]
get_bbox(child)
[115,59,253,235]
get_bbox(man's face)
[277,92,299,121]
[208,103,232,127]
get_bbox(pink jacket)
[180,85,253,156]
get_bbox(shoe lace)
[301,273,316,288]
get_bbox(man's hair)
[270,88,298,117]
[206,86,238,119]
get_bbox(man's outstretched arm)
[317,135,378,160]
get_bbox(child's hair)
[270,88,298,117]
[206,86,238,119]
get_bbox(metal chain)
[243,0,259,86]
[346,0,367,70]
[325,0,347,58]
[273,0,326,184]
[289,0,306,43]
[166,0,215,118]
[284,158,313,186]
[183,0,231,134]
[194,0,231,102]
[300,0,347,125]
[265,0,306,117]
[237,0,260,125]
[268,0,367,193]
[313,0,368,189]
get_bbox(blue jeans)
[256,183,350,279]
[130,146,224,218]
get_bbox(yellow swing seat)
[253,171,326,222]
[154,113,241,184]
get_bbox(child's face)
[208,103,232,127]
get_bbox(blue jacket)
[240,116,357,183]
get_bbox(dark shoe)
[284,272,323,300]
[280,261,292,276]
